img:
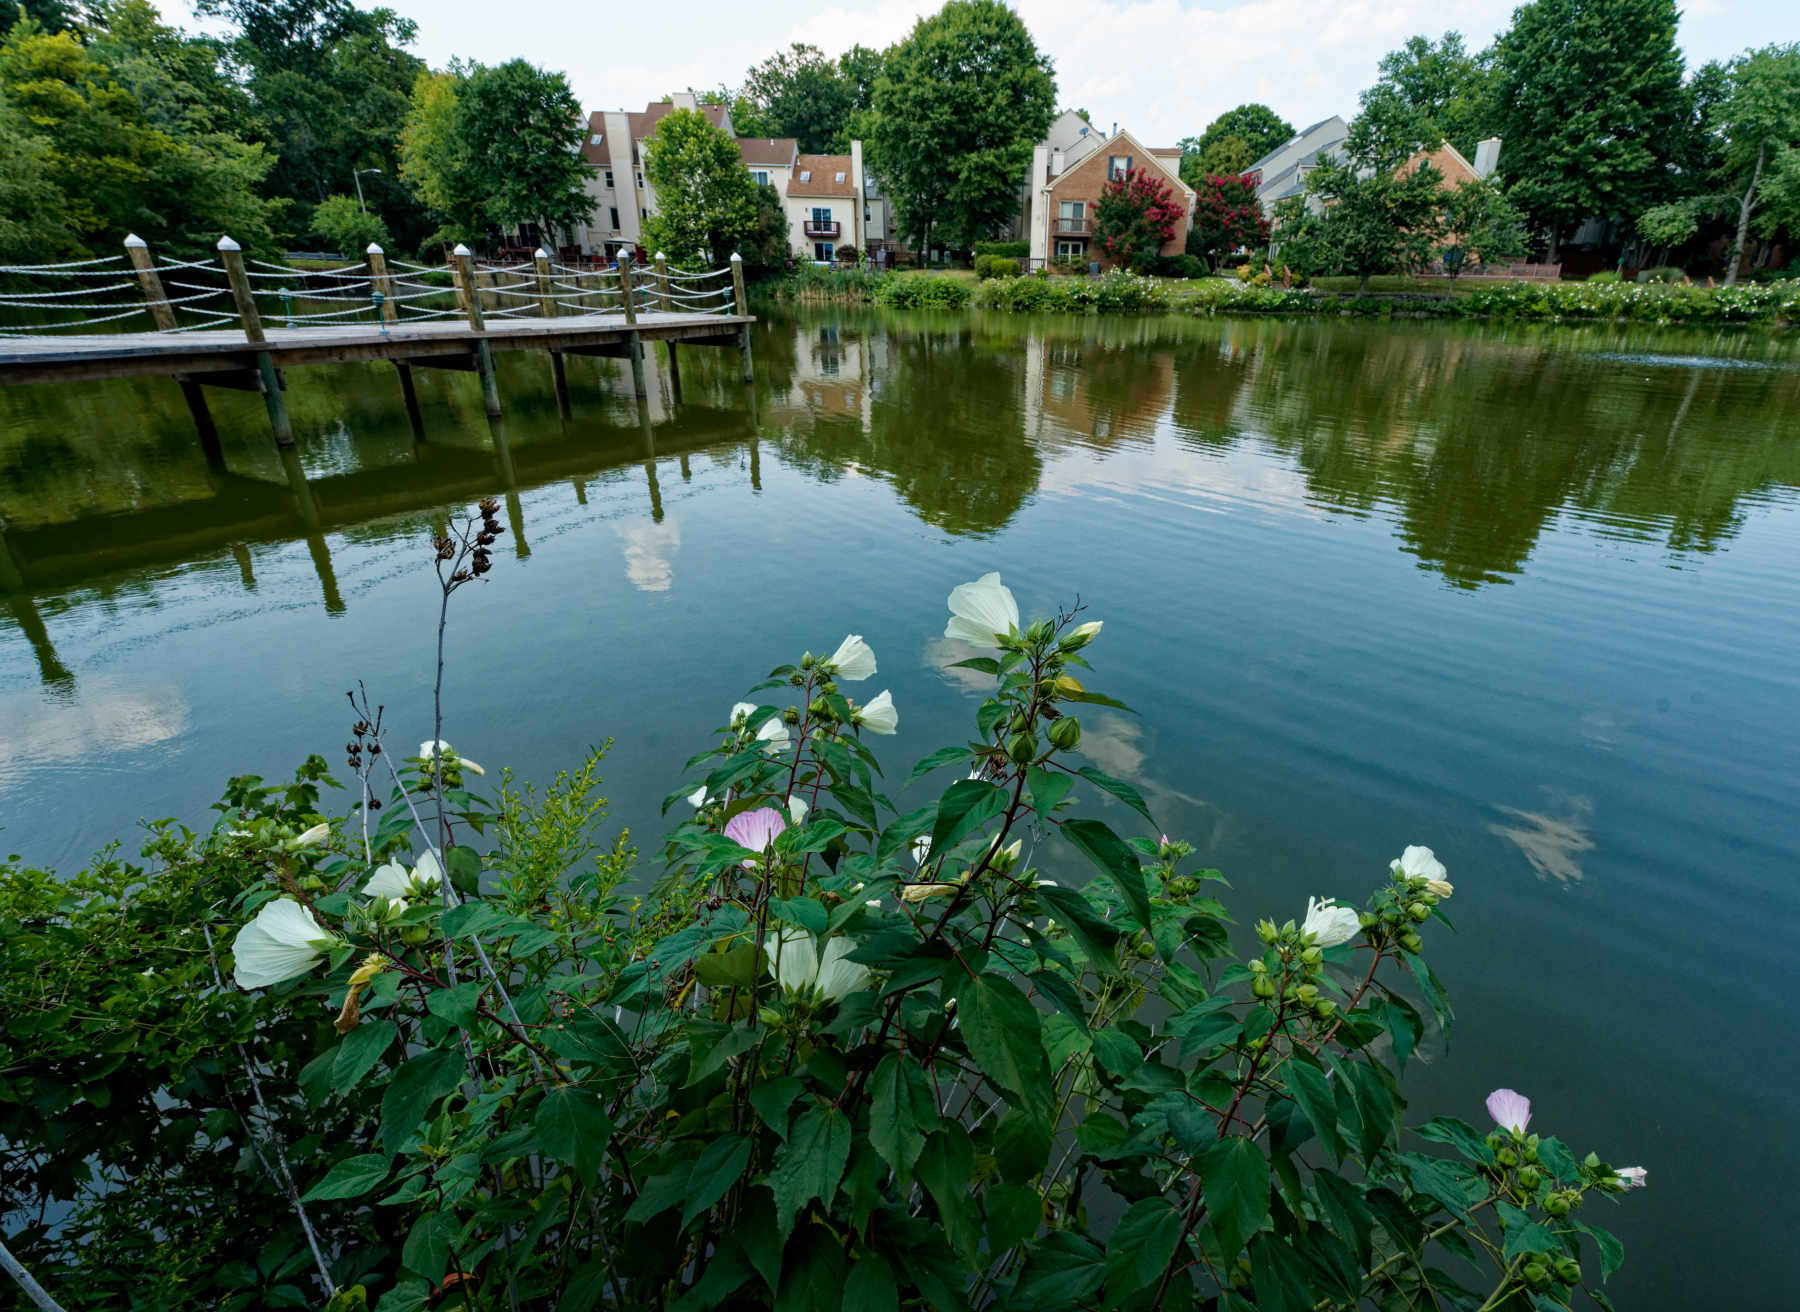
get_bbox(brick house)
[1027,130,1195,271]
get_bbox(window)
[1108,154,1133,179]
[835,171,845,182]
[813,242,834,263]
[865,206,871,222]
[1055,239,1084,258]
[751,169,769,186]
[1058,201,1086,232]
[799,169,811,181]
[641,207,648,219]
[636,171,644,188]
[609,207,619,230]
[590,133,602,144]
[604,169,614,188]
[812,207,832,223]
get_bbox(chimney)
[1111,122,1117,138]
[1474,138,1502,178]
[1050,148,1065,176]
[672,91,698,111]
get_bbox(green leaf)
[905,746,976,790]
[300,1153,390,1202]
[1012,1231,1104,1309]
[953,971,1051,1115]
[916,1123,981,1263]
[994,1108,1052,1182]
[769,896,828,937]
[1286,1061,1342,1162]
[869,1053,940,1180]
[1574,1220,1625,1281]
[1410,1115,1494,1165]
[926,778,1007,863]
[1201,1135,1271,1262]
[401,1211,460,1285]
[424,980,487,1029]
[379,1049,465,1149]
[298,1049,337,1109]
[536,1085,614,1184]
[681,1133,754,1229]
[1312,1170,1372,1267]
[1059,819,1156,945]
[670,1238,752,1312]
[768,1106,851,1238]
[775,819,849,855]
[1076,766,1155,827]
[1025,766,1074,818]
[694,944,762,990]
[947,656,1000,674]
[841,1252,898,1312]
[624,1162,694,1224]
[1090,1028,1142,1080]
[748,1075,805,1140]
[1077,1112,1128,1158]
[1249,1233,1314,1312]
[776,1224,850,1312]
[1032,884,1122,976]
[984,1181,1041,1254]
[686,1023,761,1087]
[1398,1152,1473,1222]
[443,844,481,895]
[1104,1196,1182,1304]
[1061,687,1134,711]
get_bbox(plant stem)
[0,1239,69,1312]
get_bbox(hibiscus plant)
[0,573,1646,1312]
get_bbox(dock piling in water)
[454,244,503,418]
[731,253,754,383]
[218,235,295,447]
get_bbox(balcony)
[1053,217,1090,235]
[802,220,841,238]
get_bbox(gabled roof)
[787,155,856,198]
[737,138,798,167]
[1045,130,1194,197]
[628,102,731,163]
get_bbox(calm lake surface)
[2,306,1796,1305]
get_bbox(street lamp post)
[353,168,383,212]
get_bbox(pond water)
[2,307,1797,1305]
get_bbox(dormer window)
[800,170,811,181]
[835,171,845,182]
[591,134,602,144]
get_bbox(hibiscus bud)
[1497,1148,1518,1167]
[1301,946,1322,966]
[783,706,800,725]
[819,680,839,695]
[1407,901,1429,922]
[1026,619,1055,643]
[1518,1166,1541,1189]
[1047,717,1081,750]
[1008,732,1037,763]
[800,653,815,670]
[1135,940,1155,959]
[1313,998,1337,1018]
[1400,931,1422,953]
[1295,984,1318,1003]
[401,925,430,946]
[1523,1262,1550,1290]
[1255,920,1278,944]
[1251,974,1276,998]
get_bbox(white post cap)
[730,252,743,262]
[217,235,242,252]
[123,233,146,248]
[453,243,472,256]
[366,242,385,254]
[654,251,665,259]
[534,247,551,259]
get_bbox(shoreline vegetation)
[762,266,1800,325]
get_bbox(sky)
[169,0,1791,148]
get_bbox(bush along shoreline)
[0,511,1650,1312]
[761,266,1800,325]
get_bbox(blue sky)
[174,0,1796,149]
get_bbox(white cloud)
[615,518,681,591]
[0,676,188,788]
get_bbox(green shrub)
[309,194,390,258]
[1635,266,1686,284]
[872,272,971,308]
[989,257,1019,278]
[973,253,994,278]
[1587,270,1621,283]
[971,239,1029,258]
[975,268,1172,312]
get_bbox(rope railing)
[0,237,745,338]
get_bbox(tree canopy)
[1364,33,1492,162]
[642,106,760,267]
[1487,0,1689,258]
[1179,104,1292,185]
[733,42,885,154]
[871,0,1056,252]
[1093,167,1185,270]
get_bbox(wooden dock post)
[654,251,681,397]
[128,234,223,455]
[618,251,647,400]
[537,247,571,416]
[218,235,295,446]
[395,362,424,435]
[731,253,754,383]
[453,244,503,418]
[367,243,399,323]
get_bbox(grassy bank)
[759,266,1800,325]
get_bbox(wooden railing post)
[730,252,754,383]
[218,235,294,446]
[617,251,646,399]
[123,234,177,332]
[534,248,557,319]
[367,243,398,323]
[454,244,502,418]
[654,251,671,313]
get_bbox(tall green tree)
[194,0,427,244]
[0,21,281,259]
[872,0,1055,253]
[1365,33,1493,161]
[739,43,852,153]
[642,106,758,266]
[1440,176,1527,289]
[1487,0,1689,260]
[0,90,76,263]
[1638,46,1800,281]
[458,60,595,242]
[1177,104,1292,184]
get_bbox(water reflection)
[0,311,1796,687]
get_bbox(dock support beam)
[454,245,503,418]
[664,340,681,400]
[549,350,571,416]
[618,251,647,399]
[218,235,295,446]
[394,362,424,435]
[177,380,226,472]
[731,253,754,383]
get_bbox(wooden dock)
[0,310,753,387]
